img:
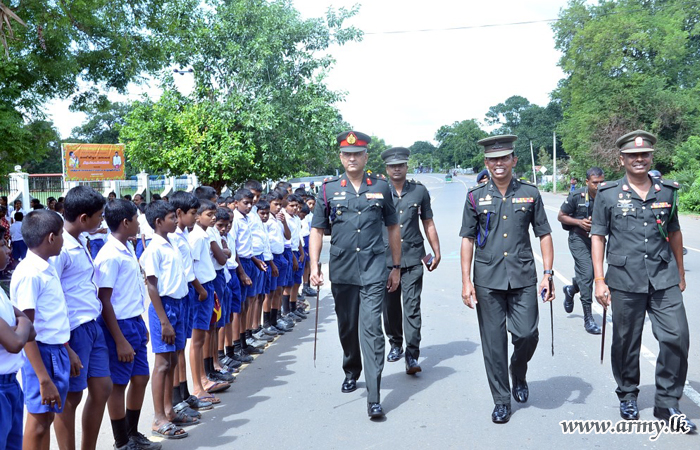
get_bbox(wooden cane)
[600,306,607,364]
[313,263,321,367]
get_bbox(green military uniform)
[591,172,688,409]
[382,174,433,361]
[560,188,596,308]
[460,175,552,405]
[311,168,397,403]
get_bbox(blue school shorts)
[21,343,69,414]
[303,235,310,259]
[293,250,304,285]
[273,253,286,292]
[263,263,273,294]
[97,316,150,385]
[212,269,227,328]
[68,320,111,392]
[186,283,197,338]
[192,281,215,331]
[0,373,23,450]
[253,254,265,296]
[135,238,151,260]
[282,248,294,287]
[149,296,186,353]
[89,238,106,260]
[228,270,242,314]
[239,258,256,300]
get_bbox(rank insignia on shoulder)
[366,177,372,186]
[512,197,534,204]
[601,182,607,186]
[655,184,661,192]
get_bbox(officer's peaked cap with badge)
[616,130,656,153]
[337,131,372,152]
[477,135,517,158]
[381,147,410,165]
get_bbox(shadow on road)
[520,376,593,410]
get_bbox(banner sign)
[63,143,125,181]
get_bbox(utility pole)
[530,140,537,184]
[553,131,557,194]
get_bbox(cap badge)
[635,136,644,147]
[347,133,357,145]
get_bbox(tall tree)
[434,119,488,171]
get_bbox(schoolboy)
[136,203,153,259]
[282,194,306,321]
[252,200,276,343]
[298,202,312,305]
[51,186,112,450]
[141,201,195,439]
[11,210,69,450]
[207,208,235,383]
[232,189,267,361]
[95,199,161,450]
[188,200,229,398]
[222,216,245,368]
[167,191,213,414]
[255,200,281,339]
[10,212,27,261]
[302,197,318,297]
[265,192,293,333]
[0,225,35,450]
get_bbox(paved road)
[64,173,700,449]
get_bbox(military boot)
[582,304,601,335]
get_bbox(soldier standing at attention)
[591,130,695,432]
[309,131,402,420]
[558,167,605,335]
[460,135,555,424]
[381,147,441,374]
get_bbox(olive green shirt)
[591,175,681,293]
[311,172,398,286]
[460,179,551,290]
[383,179,433,268]
[560,187,595,239]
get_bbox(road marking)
[450,178,700,410]
[684,245,700,253]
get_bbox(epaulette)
[598,181,618,191]
[409,178,423,185]
[519,179,535,185]
[322,176,338,184]
[660,179,681,189]
[468,183,486,193]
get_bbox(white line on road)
[449,177,700,410]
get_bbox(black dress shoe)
[491,404,511,423]
[619,400,639,420]
[368,402,384,419]
[510,367,528,403]
[405,355,422,375]
[653,407,697,433]
[387,346,404,362]
[563,285,575,313]
[341,378,357,393]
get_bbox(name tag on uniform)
[332,196,346,200]
[651,202,672,209]
[478,200,492,206]
[512,198,534,204]
[366,193,384,199]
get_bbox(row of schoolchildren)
[0,180,315,450]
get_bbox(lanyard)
[468,191,490,248]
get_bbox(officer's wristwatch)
[543,270,554,275]
[392,265,401,270]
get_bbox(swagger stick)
[549,276,554,356]
[600,306,607,364]
[314,263,321,367]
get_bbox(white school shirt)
[283,211,301,250]
[266,216,285,255]
[225,230,239,270]
[207,227,226,270]
[94,235,147,320]
[249,206,267,256]
[50,230,102,330]
[140,234,188,299]
[260,221,273,261]
[138,214,154,240]
[88,219,109,241]
[9,222,22,242]
[169,227,195,283]
[11,250,70,344]
[0,289,24,374]
[188,224,216,284]
[232,210,254,258]
[300,216,310,239]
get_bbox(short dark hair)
[145,200,176,229]
[267,190,284,201]
[234,188,254,202]
[105,199,138,232]
[216,196,228,205]
[287,194,302,204]
[215,207,231,222]
[22,210,64,248]
[244,180,263,192]
[138,202,148,214]
[58,197,65,203]
[300,203,310,214]
[224,196,234,204]
[256,200,270,211]
[151,193,162,201]
[198,199,217,215]
[108,191,117,197]
[274,187,289,199]
[275,181,291,191]
[14,212,23,221]
[64,186,106,222]
[170,191,200,214]
[194,186,217,201]
[47,197,57,204]
[133,194,143,201]
[123,194,132,201]
[55,202,64,213]
[586,167,604,180]
[294,187,306,196]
